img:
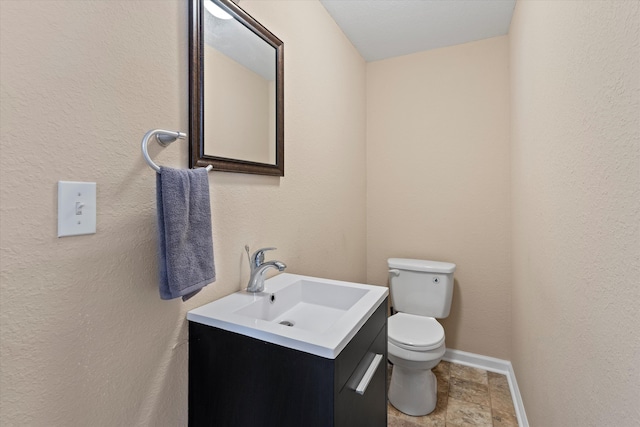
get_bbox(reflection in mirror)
[189,0,284,175]
[203,5,276,164]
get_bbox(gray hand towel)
[156,166,215,301]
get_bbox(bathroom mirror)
[189,0,284,175]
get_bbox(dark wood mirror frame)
[189,0,284,176]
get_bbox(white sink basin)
[187,273,388,359]
[234,279,369,333]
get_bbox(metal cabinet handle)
[355,353,383,395]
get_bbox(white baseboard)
[443,349,529,427]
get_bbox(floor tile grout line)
[488,370,498,427]
[443,367,448,425]
[489,374,495,426]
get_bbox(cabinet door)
[189,322,334,427]
[335,325,387,427]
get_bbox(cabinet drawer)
[335,323,387,427]
[336,297,387,391]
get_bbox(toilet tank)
[388,258,456,318]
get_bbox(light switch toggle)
[58,181,96,237]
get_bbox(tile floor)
[387,361,519,427]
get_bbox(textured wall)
[0,0,366,425]
[510,1,640,425]
[366,37,511,359]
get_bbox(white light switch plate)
[58,181,96,237]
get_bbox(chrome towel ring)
[141,129,212,173]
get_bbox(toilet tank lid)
[388,258,456,273]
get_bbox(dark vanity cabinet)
[188,298,388,427]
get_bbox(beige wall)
[0,0,366,425]
[367,37,512,359]
[510,1,640,425]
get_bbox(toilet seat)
[388,313,445,351]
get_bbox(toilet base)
[388,364,437,416]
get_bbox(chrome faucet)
[245,245,286,293]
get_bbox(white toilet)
[387,258,456,416]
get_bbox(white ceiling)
[319,0,516,62]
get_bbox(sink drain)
[279,320,294,327]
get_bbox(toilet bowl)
[387,313,446,415]
[387,258,456,416]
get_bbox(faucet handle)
[250,247,277,267]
